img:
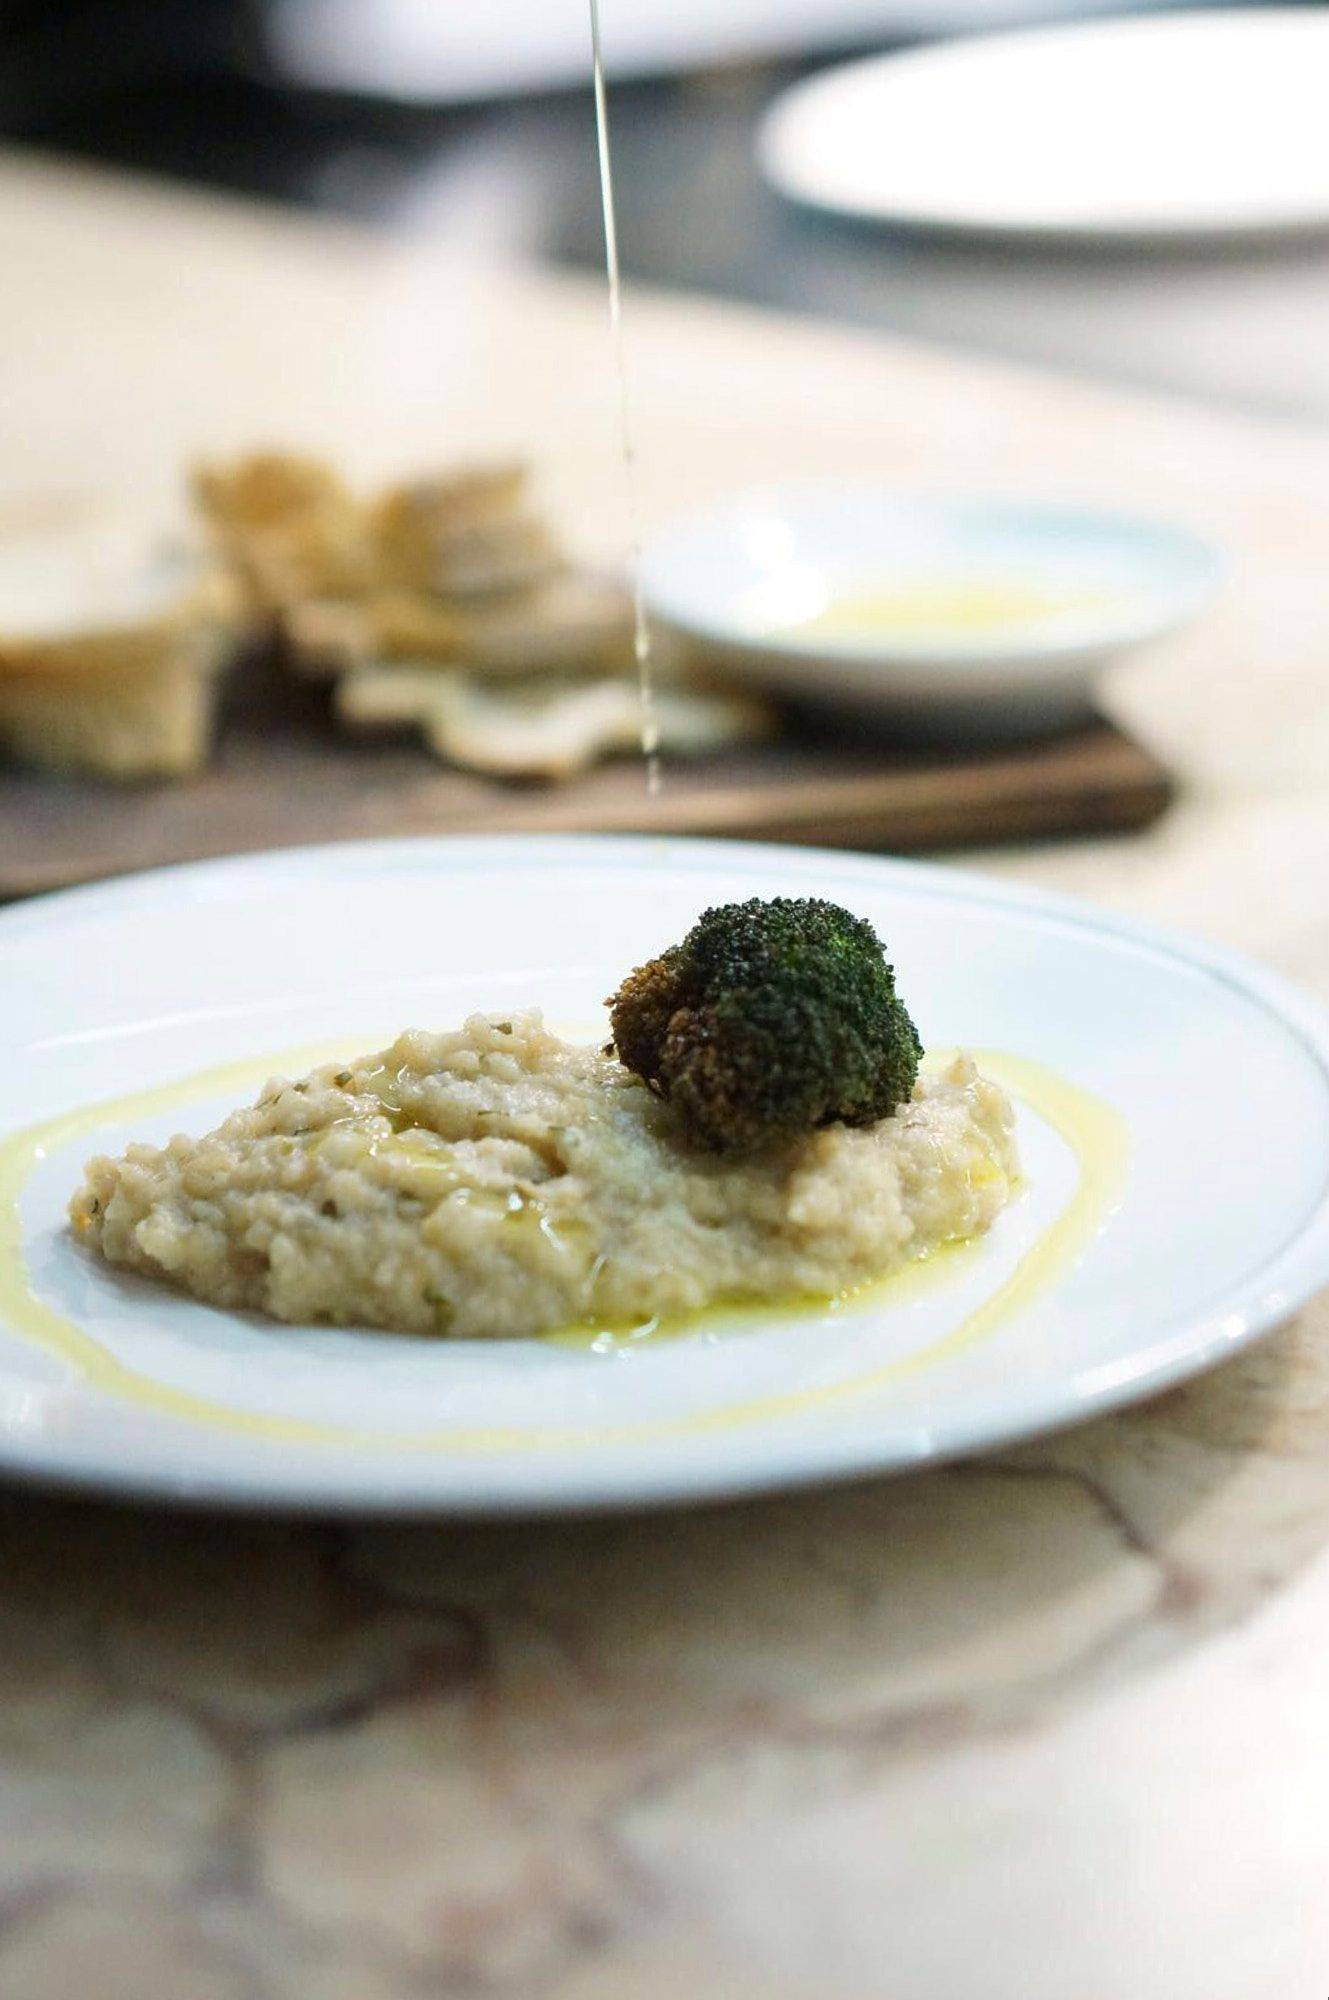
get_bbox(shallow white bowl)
[1,833,1327,1516]
[640,485,1218,738]
[759,10,1329,245]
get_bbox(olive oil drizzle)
[0,1042,1125,1453]
[588,0,660,793]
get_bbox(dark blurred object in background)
[0,0,264,134]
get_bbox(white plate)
[2,834,1327,1516]
[640,484,1217,736]
[760,10,1329,244]
[272,0,928,103]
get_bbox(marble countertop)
[6,1316,1329,2000]
[1,156,1327,2000]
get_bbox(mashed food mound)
[70,1013,1018,1339]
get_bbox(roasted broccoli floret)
[608,895,922,1153]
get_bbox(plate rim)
[3,830,1329,1515]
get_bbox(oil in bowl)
[788,575,1118,651]
[639,486,1219,737]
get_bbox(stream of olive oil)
[588,0,660,793]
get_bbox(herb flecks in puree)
[70,901,1018,1339]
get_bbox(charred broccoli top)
[608,895,922,1153]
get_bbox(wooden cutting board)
[0,159,1222,903]
[0,665,1170,898]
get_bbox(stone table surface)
[1,154,1328,2000]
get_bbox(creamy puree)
[69,1012,1018,1339]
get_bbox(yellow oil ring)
[0,1041,1126,1453]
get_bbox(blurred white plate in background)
[640,484,1218,737]
[269,0,897,100]
[269,0,1108,102]
[761,9,1329,242]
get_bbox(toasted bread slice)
[193,451,370,609]
[415,515,562,599]
[371,463,527,547]
[336,664,773,781]
[198,452,565,615]
[0,523,236,778]
[371,465,560,597]
[283,569,634,680]
[0,644,225,778]
[377,571,634,672]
